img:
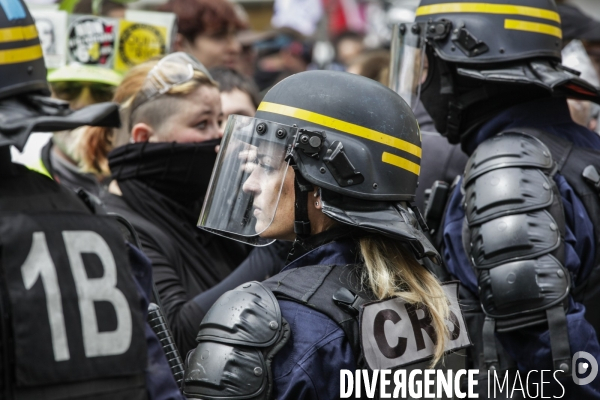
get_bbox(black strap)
[292,169,313,239]
[547,305,572,376]
[482,317,499,371]
[263,264,371,366]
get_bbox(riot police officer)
[181,70,472,399]
[0,1,182,398]
[391,0,600,397]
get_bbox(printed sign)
[67,15,117,66]
[31,9,68,69]
[114,21,166,72]
[360,282,471,370]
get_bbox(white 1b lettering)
[21,231,133,361]
[21,232,71,361]
[63,231,132,358]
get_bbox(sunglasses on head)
[50,81,116,103]
[130,52,213,114]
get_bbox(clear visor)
[389,23,427,110]
[199,115,295,246]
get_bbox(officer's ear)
[131,123,155,143]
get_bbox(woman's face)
[241,141,296,241]
[219,88,256,134]
[186,28,242,70]
[159,85,223,143]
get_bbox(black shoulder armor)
[463,131,572,374]
[183,282,290,399]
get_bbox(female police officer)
[183,71,471,399]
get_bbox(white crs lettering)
[360,283,472,370]
[21,231,133,362]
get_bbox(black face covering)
[420,51,455,141]
[108,140,219,206]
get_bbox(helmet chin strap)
[292,165,314,240]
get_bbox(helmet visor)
[199,115,296,246]
[389,23,427,110]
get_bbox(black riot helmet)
[200,70,439,261]
[390,0,600,144]
[0,0,120,151]
[0,0,48,99]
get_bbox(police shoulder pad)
[463,132,554,187]
[195,281,283,347]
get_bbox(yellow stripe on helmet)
[257,101,422,159]
[0,24,38,43]
[0,44,43,65]
[504,19,562,39]
[382,152,420,175]
[416,3,560,23]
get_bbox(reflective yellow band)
[0,44,43,65]
[416,3,560,23]
[27,159,52,179]
[0,24,38,43]
[258,101,422,159]
[504,19,562,39]
[382,152,420,175]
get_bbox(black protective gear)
[0,96,119,150]
[256,71,421,202]
[462,131,571,374]
[184,263,471,400]
[182,282,290,400]
[415,0,562,63]
[0,149,149,400]
[0,0,48,100]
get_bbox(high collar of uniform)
[465,97,575,155]
[284,225,362,270]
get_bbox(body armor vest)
[0,163,148,400]
[183,263,472,400]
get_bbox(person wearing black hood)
[102,52,289,356]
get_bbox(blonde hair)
[79,59,217,176]
[358,236,450,367]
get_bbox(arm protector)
[463,131,571,374]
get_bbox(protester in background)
[102,53,288,356]
[253,30,313,92]
[209,66,260,132]
[72,0,127,18]
[345,48,389,80]
[559,4,600,134]
[25,64,122,196]
[559,3,600,79]
[160,0,245,70]
[333,30,364,67]
[80,61,158,181]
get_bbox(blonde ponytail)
[359,236,450,366]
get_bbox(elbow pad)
[182,282,290,399]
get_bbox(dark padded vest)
[0,164,148,400]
